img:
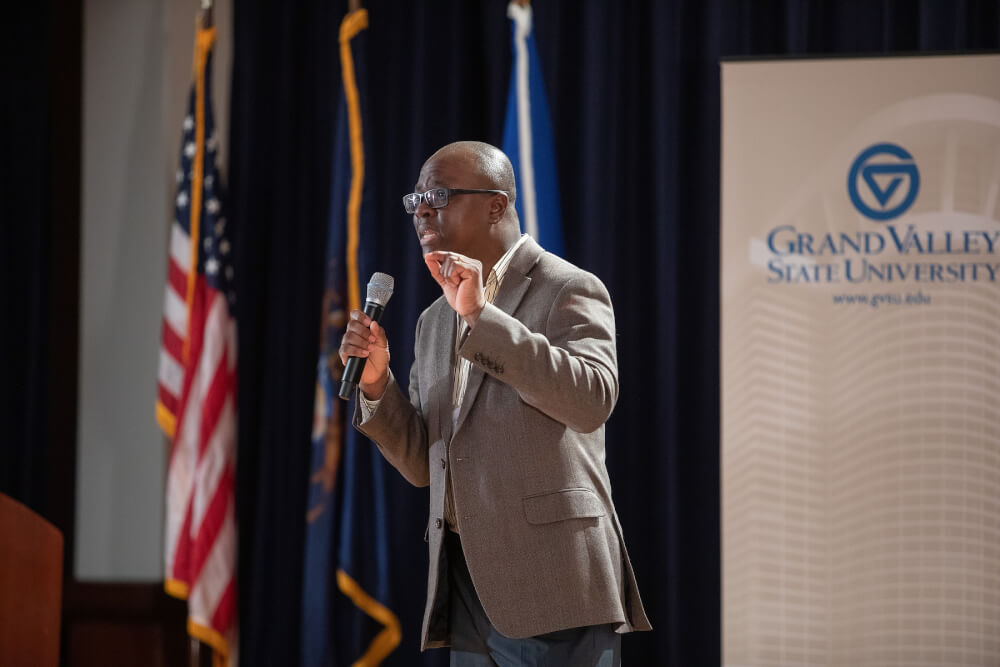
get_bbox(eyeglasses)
[402,188,508,214]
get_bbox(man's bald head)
[412,140,523,266]
[431,141,517,205]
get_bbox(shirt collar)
[488,234,529,289]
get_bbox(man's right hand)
[339,309,390,400]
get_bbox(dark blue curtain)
[2,0,80,554]
[224,1,1000,665]
[2,4,54,514]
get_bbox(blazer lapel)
[453,238,543,436]
[427,299,456,444]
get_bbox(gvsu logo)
[847,143,920,221]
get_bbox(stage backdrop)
[722,54,1000,666]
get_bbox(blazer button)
[435,518,443,529]
[440,458,446,469]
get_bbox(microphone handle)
[338,300,386,400]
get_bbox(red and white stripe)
[157,222,193,429]
[160,224,238,660]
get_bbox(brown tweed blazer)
[355,237,651,650]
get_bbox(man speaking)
[339,141,650,665]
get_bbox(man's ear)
[489,193,508,221]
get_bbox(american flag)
[156,25,238,665]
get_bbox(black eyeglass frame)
[402,188,509,214]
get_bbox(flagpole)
[201,0,213,29]
[189,26,211,667]
[191,9,213,667]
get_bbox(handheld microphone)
[339,272,395,400]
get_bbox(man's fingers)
[370,321,388,348]
[342,329,370,348]
[430,253,476,282]
[340,311,377,364]
[350,308,372,326]
[339,345,366,365]
[424,251,484,312]
[345,319,373,341]
[339,335,370,365]
[423,254,446,285]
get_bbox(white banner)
[721,54,1000,666]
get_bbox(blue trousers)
[445,531,622,667]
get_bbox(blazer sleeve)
[352,316,431,487]
[458,270,619,434]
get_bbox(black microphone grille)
[366,272,394,306]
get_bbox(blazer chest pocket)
[522,488,606,525]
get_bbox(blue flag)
[301,9,400,666]
[502,1,564,257]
